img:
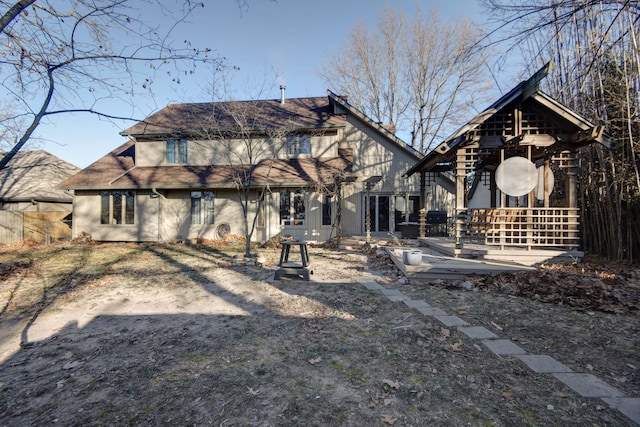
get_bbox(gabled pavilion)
[404,63,611,264]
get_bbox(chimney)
[279,85,286,104]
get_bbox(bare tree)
[0,0,224,169]
[320,6,490,153]
[192,100,291,257]
[481,0,640,259]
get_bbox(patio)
[385,244,533,280]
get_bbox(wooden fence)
[0,211,72,244]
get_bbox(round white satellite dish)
[495,156,538,197]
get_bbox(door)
[366,195,390,233]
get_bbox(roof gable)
[406,62,611,176]
[326,90,422,160]
[58,140,135,189]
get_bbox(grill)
[426,210,447,225]
[426,210,448,236]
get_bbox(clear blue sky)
[37,0,511,168]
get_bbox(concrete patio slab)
[379,288,405,297]
[481,339,527,356]
[434,315,469,327]
[385,246,534,280]
[515,354,573,373]
[552,373,625,398]
[415,306,448,317]
[458,326,498,340]
[403,299,432,309]
[602,397,640,425]
[358,281,385,291]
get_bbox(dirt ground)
[0,238,638,426]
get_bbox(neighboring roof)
[58,140,353,190]
[0,150,80,203]
[405,62,611,177]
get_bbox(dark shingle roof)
[58,140,352,190]
[122,96,346,137]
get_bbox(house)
[404,63,611,262]
[0,150,80,243]
[59,90,443,243]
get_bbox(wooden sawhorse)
[274,240,313,281]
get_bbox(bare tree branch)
[0,0,226,168]
[319,6,491,153]
[0,0,35,33]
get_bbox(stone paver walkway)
[356,273,640,426]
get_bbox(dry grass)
[0,241,637,426]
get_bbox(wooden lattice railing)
[459,208,580,249]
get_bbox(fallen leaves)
[380,414,397,425]
[0,260,32,279]
[438,327,450,340]
[468,257,640,314]
[382,379,400,390]
[369,379,401,410]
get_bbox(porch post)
[419,172,426,238]
[365,185,372,243]
[455,149,466,252]
[567,150,579,249]
[364,176,382,243]
[567,150,578,209]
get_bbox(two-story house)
[60,90,446,243]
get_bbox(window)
[166,138,187,164]
[279,189,305,225]
[287,135,311,155]
[322,194,333,226]
[191,191,215,225]
[100,191,135,225]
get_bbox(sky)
[34,0,516,169]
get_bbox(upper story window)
[287,135,311,156]
[166,138,187,164]
[191,191,215,225]
[101,191,135,225]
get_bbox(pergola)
[405,63,611,252]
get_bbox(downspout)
[264,185,272,241]
[151,188,166,199]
